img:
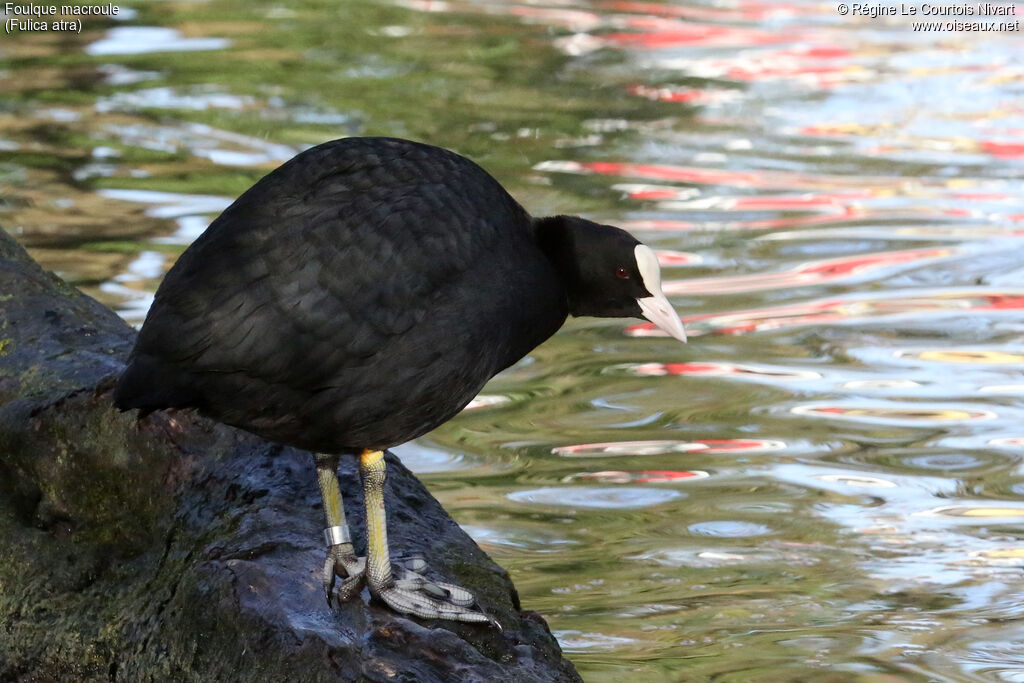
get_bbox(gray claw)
[323,543,366,605]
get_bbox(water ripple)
[553,439,787,458]
[10,0,1024,678]
[507,486,683,509]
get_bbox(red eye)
[615,266,630,279]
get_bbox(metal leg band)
[324,524,352,547]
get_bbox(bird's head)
[535,215,687,342]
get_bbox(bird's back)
[115,137,567,451]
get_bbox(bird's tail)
[113,355,198,414]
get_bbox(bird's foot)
[323,542,366,605]
[324,551,494,626]
[370,556,500,628]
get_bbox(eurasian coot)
[114,137,686,625]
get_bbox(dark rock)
[0,228,581,682]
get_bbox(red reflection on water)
[580,161,783,187]
[619,188,871,231]
[628,361,820,380]
[657,249,701,266]
[803,126,1024,161]
[575,469,709,484]
[399,0,802,28]
[952,192,1012,201]
[626,290,1024,337]
[616,184,695,200]
[635,470,707,482]
[553,439,785,457]
[982,141,1024,159]
[562,164,1016,226]
[621,219,699,232]
[543,159,900,193]
[662,247,954,295]
[717,45,856,87]
[619,186,871,206]
[603,23,786,49]
[625,188,683,200]
[599,0,798,22]
[630,44,861,88]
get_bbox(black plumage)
[115,138,572,450]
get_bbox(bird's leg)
[315,453,366,604]
[360,448,498,626]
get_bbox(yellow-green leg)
[360,449,497,626]
[315,453,365,604]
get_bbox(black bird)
[114,137,686,625]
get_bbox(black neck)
[533,215,576,279]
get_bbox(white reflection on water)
[552,630,638,652]
[99,251,163,323]
[96,87,254,113]
[688,520,774,538]
[766,463,1024,588]
[98,189,230,248]
[507,486,683,509]
[102,122,297,167]
[87,27,230,56]
[391,441,471,474]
